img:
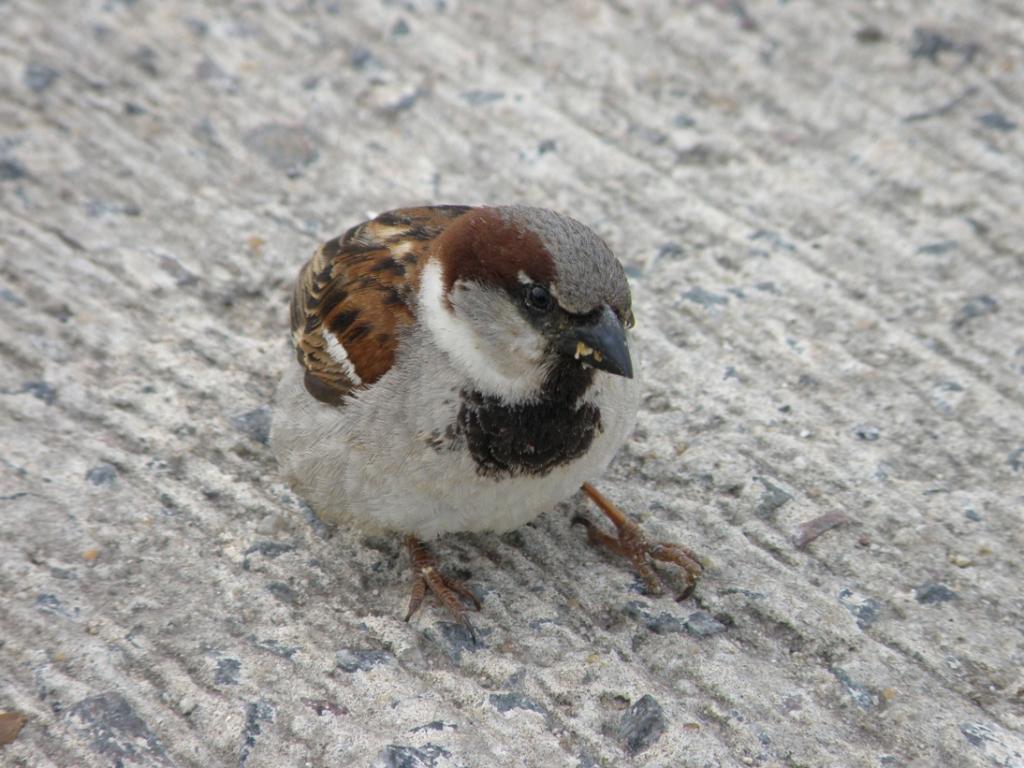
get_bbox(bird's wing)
[290,205,473,405]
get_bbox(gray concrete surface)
[1,1,1023,766]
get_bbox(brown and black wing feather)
[290,205,473,405]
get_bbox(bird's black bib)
[456,363,601,478]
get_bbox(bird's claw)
[577,484,703,600]
[404,536,481,635]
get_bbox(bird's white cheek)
[419,260,547,401]
[507,324,547,364]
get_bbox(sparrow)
[270,205,702,633]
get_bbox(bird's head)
[419,206,635,402]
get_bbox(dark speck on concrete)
[251,637,298,660]
[754,477,792,520]
[685,610,728,637]
[336,648,392,673]
[855,26,885,44]
[978,112,1017,132]
[129,45,159,77]
[385,89,422,114]
[538,138,557,154]
[673,113,696,128]
[838,588,882,629]
[24,62,59,93]
[916,240,957,255]
[489,692,550,720]
[36,593,77,619]
[1008,447,1024,472]
[658,242,684,260]
[460,90,504,106]
[350,47,380,70]
[435,621,487,663]
[952,295,998,330]
[65,692,169,764]
[230,405,272,445]
[391,18,411,36]
[244,124,321,174]
[910,28,979,64]
[86,463,118,486]
[214,658,241,685]
[17,381,56,405]
[0,287,25,306]
[625,601,687,634]
[749,228,796,253]
[410,721,456,733]
[959,722,999,749]
[618,694,666,755]
[157,254,197,286]
[266,581,296,604]
[244,541,295,559]
[915,582,958,604]
[854,425,881,441]
[239,700,274,768]
[832,668,878,710]
[680,287,728,307]
[0,159,28,181]
[379,744,449,768]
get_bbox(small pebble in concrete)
[684,611,728,637]
[65,692,169,763]
[336,648,392,673]
[379,744,449,768]
[680,286,728,307]
[853,425,880,441]
[489,692,550,720]
[85,463,118,486]
[240,700,275,768]
[1008,447,1024,472]
[952,295,999,330]
[978,112,1016,132]
[915,583,958,604]
[230,405,272,445]
[837,588,882,629]
[754,477,792,520]
[832,668,879,710]
[435,621,486,663]
[214,658,241,685]
[618,694,667,755]
[24,62,59,93]
[0,159,27,180]
[19,381,57,405]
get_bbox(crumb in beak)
[575,341,595,360]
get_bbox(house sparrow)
[270,205,701,633]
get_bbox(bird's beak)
[558,304,634,378]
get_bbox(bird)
[270,205,702,634]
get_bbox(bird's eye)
[524,284,554,313]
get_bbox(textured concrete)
[1,1,1023,766]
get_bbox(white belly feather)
[270,357,639,540]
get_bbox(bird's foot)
[404,536,482,638]
[575,482,703,600]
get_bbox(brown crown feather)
[433,207,557,300]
